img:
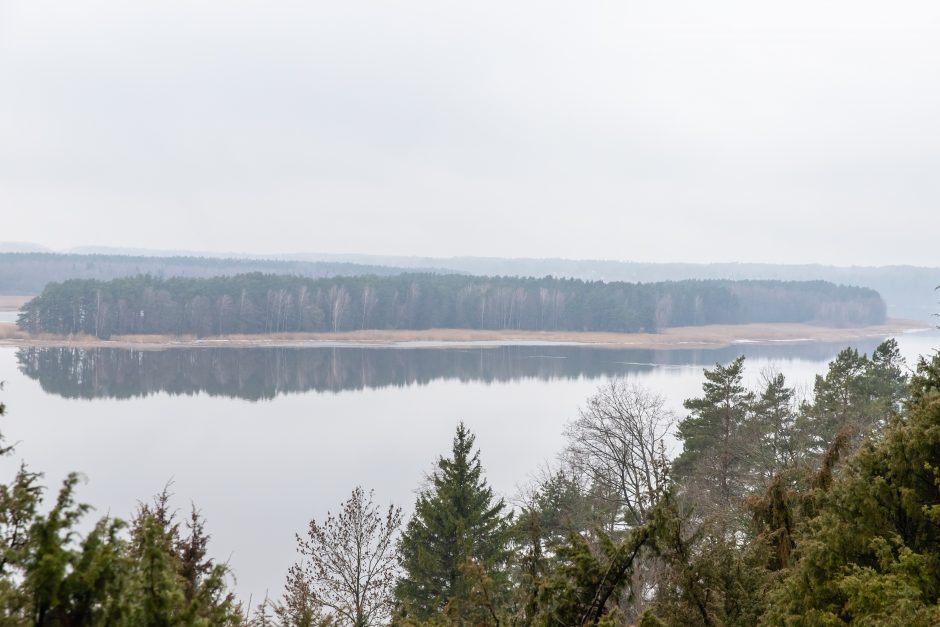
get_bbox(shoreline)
[0,320,929,351]
[0,295,32,312]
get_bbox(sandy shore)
[0,319,928,351]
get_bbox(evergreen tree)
[394,424,513,622]
[644,493,770,627]
[798,340,909,456]
[129,490,241,626]
[0,389,242,626]
[526,469,605,550]
[752,371,798,480]
[799,347,871,455]
[535,526,650,626]
[18,273,886,337]
[674,357,756,516]
[764,354,940,624]
[865,338,909,426]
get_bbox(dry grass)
[0,323,31,341]
[0,319,928,351]
[0,295,33,311]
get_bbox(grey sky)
[2,0,939,265]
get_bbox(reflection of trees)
[15,339,883,401]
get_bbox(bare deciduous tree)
[285,487,401,627]
[564,380,675,526]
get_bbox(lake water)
[0,331,936,601]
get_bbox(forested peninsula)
[16,273,886,338]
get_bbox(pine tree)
[752,371,798,480]
[865,338,909,427]
[674,357,756,515]
[394,423,513,621]
[799,341,910,456]
[799,347,871,456]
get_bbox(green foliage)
[524,469,614,552]
[752,372,799,479]
[128,490,241,626]
[19,273,886,337]
[798,340,909,455]
[0,385,241,627]
[641,491,772,627]
[384,345,937,625]
[2,329,936,627]
[534,526,649,626]
[867,339,911,424]
[763,353,940,624]
[395,424,513,622]
[674,357,756,515]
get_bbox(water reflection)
[16,338,886,400]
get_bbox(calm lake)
[0,331,936,600]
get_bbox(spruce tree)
[394,423,512,621]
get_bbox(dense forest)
[16,340,885,400]
[0,252,424,295]
[298,253,940,321]
[2,250,935,321]
[17,273,886,337]
[1,339,938,624]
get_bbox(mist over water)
[0,331,936,600]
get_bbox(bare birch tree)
[284,487,402,627]
[564,380,675,526]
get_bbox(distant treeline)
[307,254,940,320]
[4,252,936,321]
[17,273,887,337]
[0,252,427,295]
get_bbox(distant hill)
[0,253,449,296]
[0,242,51,253]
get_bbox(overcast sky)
[2,0,939,265]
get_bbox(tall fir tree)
[394,423,513,622]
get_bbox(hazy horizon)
[3,240,940,272]
[4,1,940,266]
